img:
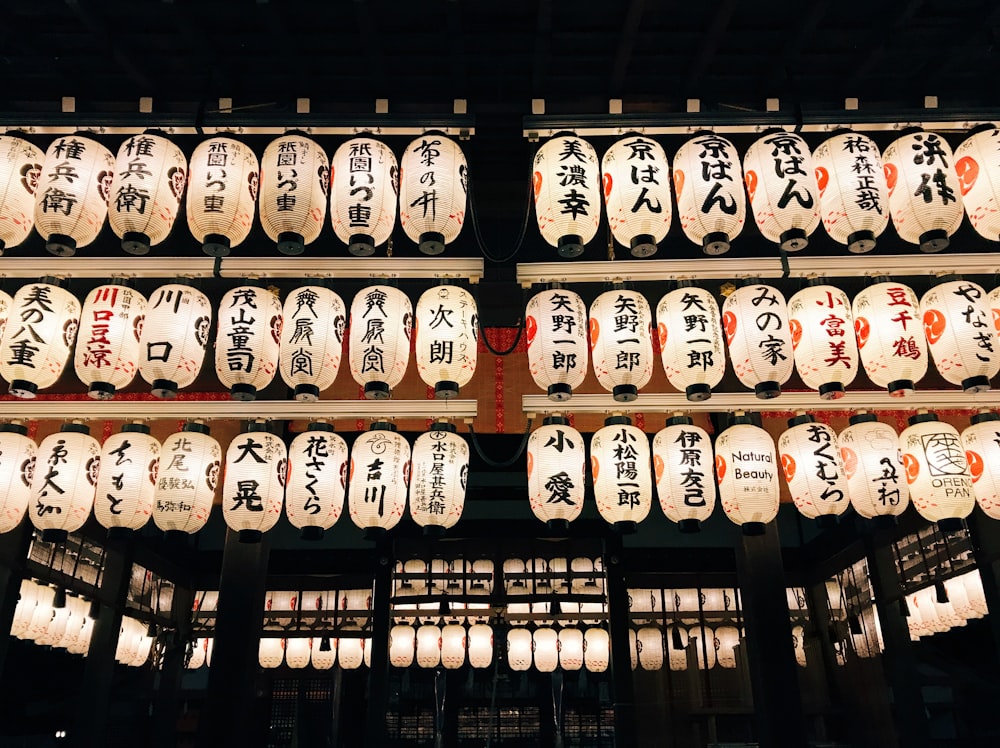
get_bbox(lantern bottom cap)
[88,382,117,400]
[238,529,263,543]
[348,233,376,257]
[629,234,658,258]
[419,231,446,256]
[294,384,321,401]
[300,526,325,541]
[872,515,897,530]
[847,230,876,254]
[937,517,965,533]
[121,231,152,255]
[435,381,460,399]
[547,383,573,401]
[556,234,585,258]
[151,379,179,399]
[887,379,915,397]
[815,514,839,529]
[45,233,77,256]
[702,232,730,256]
[9,379,38,399]
[818,382,846,400]
[612,384,638,402]
[962,375,991,394]
[754,381,781,399]
[678,518,701,534]
[422,524,446,538]
[741,522,766,536]
[107,526,133,541]
[685,383,712,402]
[918,229,950,253]
[277,232,305,256]
[546,518,570,535]
[40,529,68,543]
[202,234,232,257]
[779,228,809,252]
[230,383,258,401]
[612,520,638,535]
[364,381,391,399]
[163,529,190,543]
[363,527,387,542]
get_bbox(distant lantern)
[715,415,780,535]
[637,626,665,671]
[93,423,159,538]
[921,279,1000,393]
[533,627,559,673]
[778,414,850,525]
[852,281,927,397]
[0,135,43,251]
[900,412,975,530]
[279,285,346,401]
[0,289,11,343]
[186,136,258,256]
[74,283,146,400]
[591,416,652,532]
[584,628,610,673]
[409,425,468,535]
[347,423,410,537]
[812,131,889,253]
[0,423,35,534]
[399,133,467,255]
[721,282,794,399]
[507,628,533,672]
[656,285,725,401]
[414,284,478,398]
[348,284,412,399]
[673,132,746,255]
[389,624,416,667]
[527,417,586,531]
[690,625,717,670]
[108,132,186,255]
[152,423,221,539]
[258,638,283,669]
[788,283,859,400]
[558,627,584,671]
[331,137,397,256]
[311,638,337,670]
[338,637,364,670]
[259,133,328,255]
[602,135,671,257]
[653,416,716,532]
[34,134,114,256]
[285,423,348,540]
[532,134,600,257]
[882,130,963,252]
[961,411,1000,520]
[222,423,286,543]
[215,285,282,401]
[715,626,741,669]
[525,287,589,401]
[589,287,654,402]
[0,281,81,399]
[468,624,493,668]
[441,624,467,669]
[838,414,909,521]
[30,423,100,543]
[187,637,209,669]
[955,126,1000,241]
[138,283,212,399]
[285,638,311,669]
[416,624,442,668]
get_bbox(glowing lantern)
[961,411,1000,520]
[285,423,348,540]
[349,285,412,399]
[656,285,725,401]
[882,131,963,252]
[602,135,671,257]
[838,414,908,521]
[721,282,794,399]
[778,414,850,524]
[259,133,328,255]
[689,625,717,670]
[591,416,652,532]
[955,126,1000,241]
[186,136,258,256]
[666,626,689,671]
[138,283,212,399]
[468,624,494,668]
[788,284,858,400]
[525,287,589,401]
[0,281,81,399]
[258,638,283,668]
[715,626,741,669]
[527,417,586,530]
[589,287,654,402]
[57,595,91,652]
[715,415,780,534]
[415,284,478,398]
[311,639,337,670]
[73,283,146,400]
[921,279,1000,393]
[215,285,282,401]
[532,134,600,257]
[416,624,441,668]
[558,628,584,671]
[637,626,664,671]
[852,281,926,397]
[629,629,638,670]
[284,638,310,669]
[330,137,397,256]
[24,584,55,641]
[399,133,466,254]
[0,423,36,534]
[653,416,716,532]
[338,637,365,669]
[900,413,975,529]
[533,627,558,673]
[30,423,99,542]
[279,285,346,401]
[441,624,466,669]
[584,628,610,673]
[93,423,159,537]
[222,423,286,542]
[187,637,209,669]
[409,425,468,535]
[152,423,221,538]
[0,135,43,251]
[389,624,416,667]
[0,289,11,345]
[507,628,532,672]
[347,423,410,536]
[673,132,746,254]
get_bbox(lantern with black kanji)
[527,416,586,531]
[0,423,35,534]
[955,126,1000,241]
[93,423,159,538]
[526,287,589,401]
[591,416,652,533]
[900,412,975,530]
[415,284,478,398]
[29,423,100,543]
[259,133,328,255]
[215,285,282,401]
[186,136,259,256]
[0,135,43,251]
[138,283,212,399]
[852,281,927,397]
[331,137,398,256]
[347,422,410,537]
[348,285,412,399]
[653,416,716,532]
[222,422,286,543]
[285,423,348,540]
[788,283,859,400]
[589,287,654,402]
[778,414,850,525]
[74,283,146,400]
[721,282,794,399]
[152,423,221,539]
[531,133,600,258]
[399,133,467,255]
[838,413,908,521]
[279,285,346,401]
[656,285,725,401]
[409,424,468,536]
[920,278,1000,393]
[715,414,780,535]
[602,135,671,257]
[672,131,746,255]
[961,411,1000,520]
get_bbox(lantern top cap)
[849,412,878,425]
[306,421,334,433]
[59,422,90,435]
[729,413,754,426]
[665,414,693,427]
[0,422,28,436]
[788,413,814,427]
[542,415,570,427]
[908,412,939,425]
[603,415,632,427]
[120,422,151,435]
[971,410,1000,425]
[183,421,211,435]
[967,122,998,136]
[244,420,270,433]
[370,420,398,432]
[429,422,457,434]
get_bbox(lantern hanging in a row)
[921,278,1000,393]
[400,133,467,255]
[0,135,43,251]
[715,415,779,535]
[186,136,258,257]
[589,287,653,402]
[441,624,466,669]
[533,627,559,673]
[558,627,584,671]
[653,415,716,533]
[30,422,100,543]
[533,134,600,258]
[409,424,468,535]
[258,638,283,668]
[0,289,10,343]
[285,638,311,669]
[311,638,336,670]
[852,281,926,397]
[602,135,672,257]
[657,285,725,401]
[900,412,974,531]
[259,133,328,255]
[591,416,652,533]
[215,285,282,401]
[416,624,441,668]
[74,283,146,400]
[389,624,416,667]
[637,626,664,671]
[331,137,398,256]
[955,126,1000,241]
[222,422,287,543]
[673,131,746,255]
[506,628,532,672]
[279,285,346,402]
[94,423,160,538]
[348,422,410,537]
[788,283,858,400]
[838,413,909,521]
[349,284,412,399]
[0,422,35,534]
[527,416,585,531]
[152,422,221,539]
[138,283,212,399]
[468,623,493,669]
[722,282,794,400]
[337,637,366,669]
[961,411,1000,520]
[526,286,589,402]
[584,627,610,673]
[415,284,478,398]
[285,422,348,540]
[778,414,850,525]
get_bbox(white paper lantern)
[258,638,284,668]
[778,415,850,523]
[506,627,532,672]
[349,284,412,399]
[468,624,493,668]
[69,617,95,656]
[652,417,716,532]
[637,626,664,671]
[591,418,652,531]
[93,424,159,536]
[285,638,311,669]
[285,423,348,540]
[788,284,859,400]
[152,423,221,538]
[0,423,35,534]
[955,126,1000,241]
[900,413,975,528]
[389,624,416,667]
[25,584,55,641]
[883,131,964,252]
[672,132,746,254]
[409,426,468,533]
[838,414,909,520]
[338,638,366,669]
[532,134,600,257]
[583,627,610,673]
[34,134,114,256]
[921,279,1000,393]
[187,637,208,669]
[714,626,741,669]
[57,595,91,652]
[222,424,286,542]
[415,624,441,668]
[961,411,1000,519]
[399,133,467,254]
[690,625,718,670]
[0,281,81,399]
[348,424,410,536]
[108,133,186,254]
[527,417,586,529]
[330,137,397,256]
[440,624,466,669]
[0,136,43,251]
[589,288,654,402]
[0,289,11,348]
[715,417,780,534]
[138,283,212,399]
[311,639,337,670]
[722,283,793,400]
[852,281,927,397]
[186,136,258,256]
[414,284,478,398]
[10,579,39,639]
[531,627,557,673]
[525,287,589,401]
[656,286,725,401]
[601,135,671,257]
[259,134,328,255]
[666,626,689,671]
[555,627,583,671]
[279,285,346,401]
[73,284,146,400]
[813,131,889,253]
[215,285,282,401]
[29,423,99,542]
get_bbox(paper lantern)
[721,283,793,399]
[960,570,989,617]
[463,623,492,669]
[525,287,589,401]
[652,417,716,532]
[955,126,1000,241]
[348,284,412,399]
[93,423,159,537]
[838,414,908,520]
[399,133,466,254]
[656,286,725,401]
[527,417,586,530]
[689,625,717,670]
[34,134,114,256]
[409,425,468,534]
[813,131,889,253]
[311,639,337,670]
[666,626,689,671]
[0,423,36,534]
[589,288,654,402]
[72,283,146,400]
[108,132,186,254]
[138,283,212,399]
[628,588,661,625]
[715,626,741,669]
[186,136,258,256]
[883,131,963,252]
[389,624,416,667]
[715,416,780,534]
[532,134,600,257]
[673,132,746,254]
[921,279,1000,392]
[285,638,311,669]
[602,135,671,257]
[591,417,652,532]
[556,627,583,671]
[222,423,286,542]
[583,627,609,673]
[215,285,282,401]
[0,289,11,346]
[285,423,348,540]
[0,135,43,251]
[788,284,859,400]
[29,423,99,542]
[778,414,850,523]
[347,423,410,536]
[279,285,346,401]
[961,411,1000,519]
[69,617,95,656]
[900,413,975,528]
[532,627,558,673]
[258,638,284,669]
[506,628,532,672]
[152,423,221,538]
[852,281,927,397]
[330,137,397,256]
[637,626,664,671]
[259,133,328,255]
[187,637,209,669]
[57,595,91,652]
[10,579,39,639]
[415,624,442,668]
[0,281,81,399]
[24,584,55,641]
[414,284,478,398]
[629,629,638,670]
[440,624,466,669]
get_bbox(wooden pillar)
[364,540,393,746]
[965,512,1000,658]
[603,534,638,747]
[151,584,194,748]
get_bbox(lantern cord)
[465,151,535,265]
[467,419,532,468]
